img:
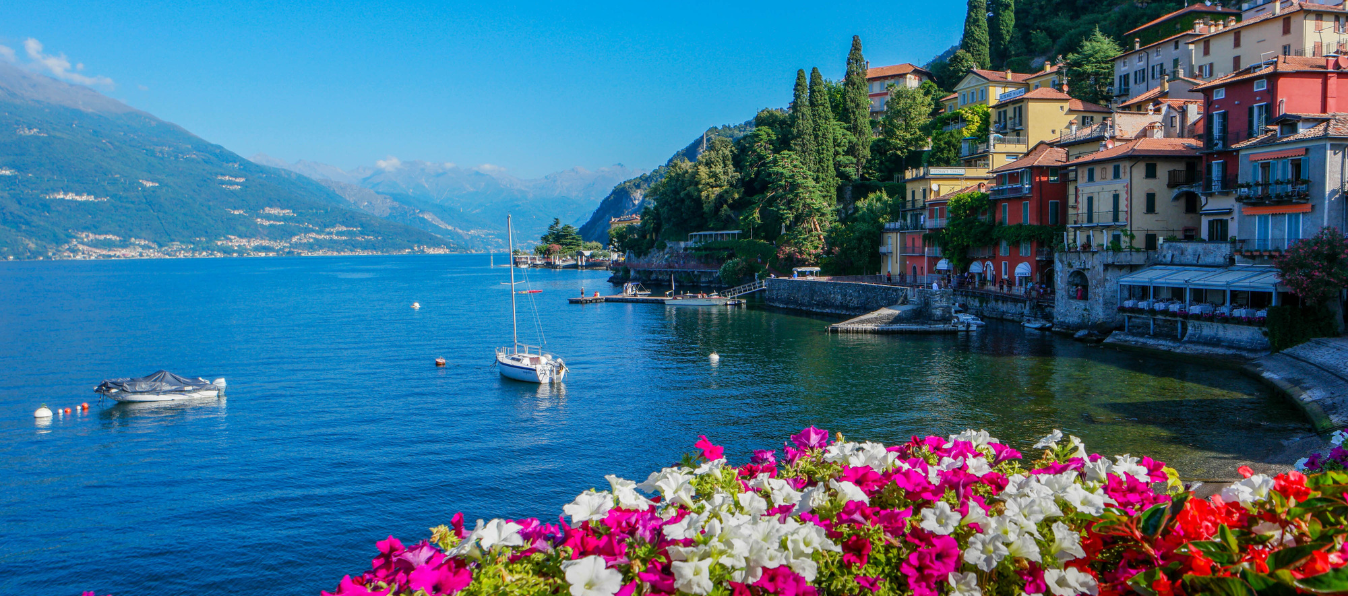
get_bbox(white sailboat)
[496,214,568,383]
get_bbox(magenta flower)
[754,566,816,596]
[408,559,471,596]
[856,576,884,593]
[323,575,393,596]
[694,435,724,460]
[790,426,830,450]
[842,534,873,568]
[990,442,1022,464]
[751,449,777,464]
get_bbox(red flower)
[1273,471,1312,503]
[694,435,724,461]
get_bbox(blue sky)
[1,1,965,178]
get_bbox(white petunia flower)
[948,571,983,596]
[1331,430,1347,446]
[1044,567,1099,596]
[563,491,614,525]
[663,512,705,541]
[1112,455,1151,483]
[947,429,999,448]
[655,471,697,508]
[1082,458,1112,484]
[693,458,726,476]
[737,491,769,516]
[564,555,624,596]
[828,479,870,504]
[478,518,525,550]
[765,478,803,507]
[1066,435,1089,460]
[919,501,963,535]
[965,456,993,477]
[1049,521,1086,562]
[1039,472,1080,496]
[1221,474,1276,505]
[962,501,990,527]
[605,475,653,510]
[1061,485,1113,516]
[1007,532,1043,563]
[671,558,714,595]
[964,532,1009,571]
[1034,429,1064,449]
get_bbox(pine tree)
[842,36,872,180]
[961,0,991,69]
[944,50,981,89]
[1065,28,1121,106]
[788,69,817,178]
[991,0,1015,68]
[808,68,838,198]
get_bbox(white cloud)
[375,156,402,171]
[0,45,15,63]
[23,38,113,87]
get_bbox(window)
[1207,62,1214,78]
[1049,201,1060,225]
[1145,233,1158,250]
[1283,16,1292,35]
[1256,214,1271,248]
[1145,192,1157,213]
[1111,193,1120,223]
[1315,41,1324,57]
[1113,164,1122,179]
[1288,213,1304,245]
[1210,111,1228,148]
[1082,116,1095,126]
[1019,241,1031,256]
[1000,240,1010,256]
[1203,39,1211,56]
[1250,103,1269,135]
[1002,260,1009,278]
[1170,115,1178,127]
[1145,163,1157,179]
[1235,30,1242,48]
[980,88,986,101]
[1086,167,1095,182]
[1174,40,1180,51]
[1208,218,1229,241]
[1234,55,1242,71]
[1021,201,1029,224]
[1001,203,1009,223]
[1135,69,1145,84]
[1049,167,1060,182]
[1137,54,1144,65]
[1086,195,1095,223]
[1283,44,1292,56]
[1254,79,1267,91]
[1214,88,1226,100]
[1211,161,1226,191]
[1184,193,1199,214]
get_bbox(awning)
[1248,147,1307,162]
[1015,262,1031,277]
[969,261,984,273]
[936,259,951,271]
[1117,265,1282,293]
[1242,204,1313,215]
[1200,208,1233,215]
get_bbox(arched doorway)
[1068,270,1090,301]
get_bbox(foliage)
[961,0,991,69]
[872,83,936,179]
[717,257,764,286]
[690,239,776,264]
[993,223,1064,248]
[822,190,903,275]
[990,0,1016,68]
[841,36,873,182]
[924,105,990,168]
[765,151,834,259]
[536,218,583,254]
[1065,28,1121,106]
[1267,304,1339,352]
[789,70,818,179]
[808,68,840,195]
[1275,227,1348,306]
[927,191,993,271]
[1297,428,1348,473]
[943,49,981,90]
[324,427,1348,596]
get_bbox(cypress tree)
[842,35,872,181]
[961,0,991,70]
[809,67,838,197]
[789,69,817,177]
[991,0,1015,68]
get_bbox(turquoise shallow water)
[0,255,1312,594]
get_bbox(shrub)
[1267,304,1338,351]
[1275,227,1348,306]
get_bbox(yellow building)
[1024,64,1066,92]
[1188,1,1348,82]
[1064,137,1203,250]
[952,69,1033,109]
[882,166,989,279]
[979,88,1111,169]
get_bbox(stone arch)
[1068,269,1090,301]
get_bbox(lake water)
[0,255,1314,594]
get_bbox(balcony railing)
[925,217,948,229]
[991,184,1031,199]
[1111,86,1130,98]
[884,219,925,231]
[1237,237,1305,252]
[967,246,995,259]
[1202,175,1240,194]
[1236,181,1311,203]
[925,247,943,257]
[900,245,926,256]
[878,245,893,255]
[1035,247,1054,260]
[942,120,967,133]
[1058,122,1110,145]
[1167,169,1200,188]
[1069,211,1127,226]
[903,166,977,180]
[961,135,1029,157]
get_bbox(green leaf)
[1182,575,1258,596]
[1293,567,1348,593]
[1188,541,1239,565]
[1140,503,1171,538]
[1128,568,1163,596]
[1267,544,1320,571]
[1240,569,1298,596]
[1220,524,1241,555]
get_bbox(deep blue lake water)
[0,255,1314,594]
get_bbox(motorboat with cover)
[95,370,225,402]
[950,313,986,331]
[495,214,568,384]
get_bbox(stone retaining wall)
[765,279,911,316]
[955,290,1053,323]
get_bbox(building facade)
[1066,137,1204,250]
[985,142,1069,288]
[884,167,989,281]
[1188,1,1348,83]
[867,63,934,116]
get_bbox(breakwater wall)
[954,290,1053,323]
[765,279,911,316]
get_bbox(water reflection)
[98,396,227,427]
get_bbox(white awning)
[936,259,951,271]
[969,261,984,273]
[1117,265,1281,293]
[1015,262,1031,277]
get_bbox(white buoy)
[411,302,421,309]
[709,352,720,363]
[34,405,52,418]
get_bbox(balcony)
[925,247,943,257]
[1112,86,1130,98]
[1167,169,1200,188]
[1035,247,1054,261]
[884,219,925,232]
[961,135,1029,158]
[925,217,948,229]
[942,119,967,133]
[1236,181,1311,204]
[903,165,978,181]
[1202,175,1240,194]
[1236,237,1306,253]
[878,245,893,255]
[967,246,995,259]
[1058,122,1109,145]
[900,245,926,256]
[1069,211,1127,227]
[991,184,1030,199]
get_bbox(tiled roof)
[1118,86,1169,108]
[1123,3,1239,37]
[1069,98,1112,113]
[1190,3,1346,44]
[992,87,1070,106]
[941,93,957,101]
[1230,113,1348,149]
[970,69,1036,83]
[867,63,932,79]
[1192,55,1344,90]
[990,142,1068,173]
[1066,137,1201,166]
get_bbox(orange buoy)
[435,358,446,367]
[81,402,89,410]
[65,408,72,414]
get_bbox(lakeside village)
[572,0,1348,383]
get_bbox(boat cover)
[96,370,210,394]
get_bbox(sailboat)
[496,214,568,383]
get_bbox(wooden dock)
[568,295,670,305]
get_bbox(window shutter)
[1248,105,1255,139]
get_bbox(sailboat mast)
[508,214,518,347]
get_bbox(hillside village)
[607,0,1348,355]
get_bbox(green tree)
[648,159,705,239]
[880,83,936,164]
[944,49,980,89]
[927,190,994,271]
[694,136,742,229]
[961,0,991,69]
[1065,28,1121,106]
[822,190,903,275]
[991,0,1016,68]
[808,68,839,197]
[765,151,833,258]
[788,70,817,177]
[841,35,873,181]
[1276,227,1348,306]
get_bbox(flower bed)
[324,428,1348,596]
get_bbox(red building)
[1195,55,1348,193]
[984,142,1069,289]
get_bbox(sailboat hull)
[496,352,566,383]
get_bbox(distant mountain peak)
[0,60,137,115]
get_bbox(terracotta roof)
[992,87,1071,106]
[970,69,1036,83]
[1192,55,1345,90]
[1122,28,1212,57]
[1118,86,1170,108]
[990,142,1068,173]
[941,93,957,101]
[1157,98,1203,112]
[1027,64,1064,77]
[1069,98,1112,113]
[867,63,932,80]
[1124,3,1239,37]
[1066,137,1201,166]
[1230,113,1348,149]
[1190,3,1345,44]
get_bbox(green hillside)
[0,64,456,259]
